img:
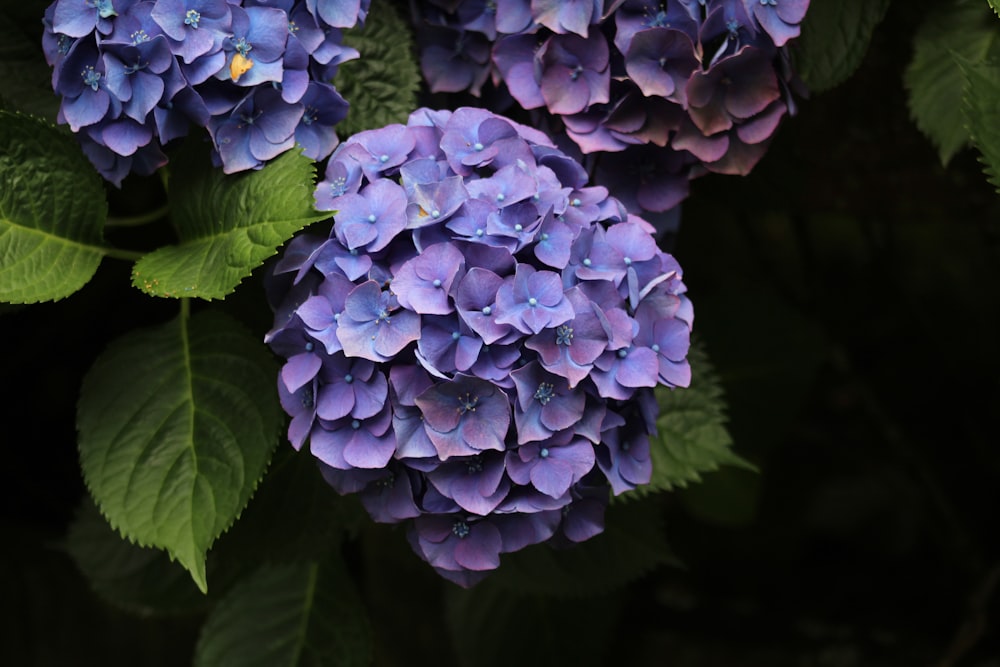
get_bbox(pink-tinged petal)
[343,428,396,469]
[316,381,356,420]
[530,460,574,498]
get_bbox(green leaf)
[990,0,1000,18]
[77,310,281,592]
[65,498,209,616]
[624,343,751,499]
[960,57,1000,192]
[905,0,999,165]
[131,142,327,300]
[193,559,372,667]
[491,496,681,597]
[795,0,891,93]
[0,110,106,303]
[333,1,420,138]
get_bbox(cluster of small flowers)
[414,0,808,219]
[41,0,369,184]
[265,107,693,586]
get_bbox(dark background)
[2,2,999,665]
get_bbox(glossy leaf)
[0,110,106,303]
[77,310,281,592]
[132,144,327,300]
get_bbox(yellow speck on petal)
[230,53,254,82]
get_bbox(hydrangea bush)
[41,0,369,183]
[13,0,996,662]
[414,0,809,219]
[266,106,693,584]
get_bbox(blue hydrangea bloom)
[43,0,365,183]
[267,108,694,585]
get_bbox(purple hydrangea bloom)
[411,0,810,212]
[268,108,694,585]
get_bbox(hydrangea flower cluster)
[265,107,693,586]
[414,0,809,218]
[41,0,370,184]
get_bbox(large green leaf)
[961,57,1000,192]
[905,0,999,165]
[193,559,372,667]
[990,0,1000,17]
[795,0,891,93]
[334,0,420,138]
[132,144,327,300]
[65,498,209,616]
[77,310,281,592]
[0,111,106,303]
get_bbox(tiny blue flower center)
[528,297,538,307]
[570,64,583,81]
[81,66,101,91]
[760,0,777,6]
[534,382,555,405]
[475,228,485,237]
[473,142,484,151]
[124,58,147,75]
[540,233,549,241]
[185,9,201,28]
[343,373,353,384]
[431,209,440,217]
[379,153,389,163]
[301,386,314,409]
[496,193,505,202]
[57,34,73,55]
[514,223,523,232]
[89,0,117,19]
[367,214,377,223]
[351,419,361,430]
[302,106,317,125]
[451,330,461,340]
[624,257,632,266]
[539,447,550,458]
[621,440,631,451]
[452,521,471,538]
[617,348,628,359]
[329,176,347,197]
[645,9,669,28]
[377,308,391,323]
[130,30,150,45]
[481,305,492,315]
[304,341,314,352]
[571,198,581,207]
[582,258,592,266]
[651,344,661,353]
[433,278,443,288]
[555,325,573,346]
[233,36,253,57]
[288,21,299,34]
[466,458,484,474]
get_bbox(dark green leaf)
[132,143,327,300]
[795,0,891,93]
[960,57,1000,192]
[625,343,751,499]
[904,0,999,165]
[77,310,281,592]
[193,559,372,667]
[65,498,209,616]
[0,110,106,303]
[333,1,420,138]
[491,495,681,597]
[207,447,367,592]
[990,0,1000,17]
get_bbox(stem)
[101,246,144,262]
[105,204,169,228]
